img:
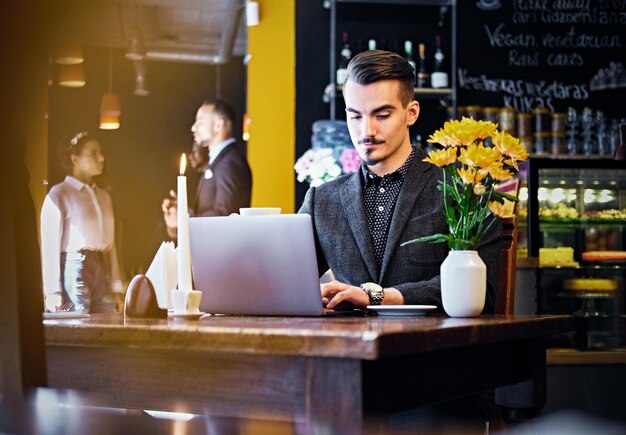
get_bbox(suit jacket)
[299,147,502,312]
[193,142,252,217]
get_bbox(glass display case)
[522,158,626,350]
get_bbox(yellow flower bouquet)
[404,117,528,251]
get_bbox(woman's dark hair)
[57,131,93,173]
[346,50,416,106]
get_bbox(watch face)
[362,282,382,293]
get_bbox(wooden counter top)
[45,313,573,360]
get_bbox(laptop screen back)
[189,214,324,316]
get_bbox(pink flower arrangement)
[294,148,342,187]
[295,147,363,187]
[339,148,362,173]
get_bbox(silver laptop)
[188,214,324,316]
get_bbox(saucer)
[167,311,205,320]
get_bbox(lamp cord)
[108,42,113,93]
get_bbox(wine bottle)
[336,31,351,86]
[430,35,449,88]
[404,40,416,73]
[416,43,429,88]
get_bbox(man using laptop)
[299,50,501,312]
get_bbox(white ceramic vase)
[440,250,486,317]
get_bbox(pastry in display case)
[524,158,626,351]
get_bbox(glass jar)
[534,132,550,154]
[551,112,566,136]
[532,107,551,133]
[551,133,565,155]
[498,107,516,135]
[465,105,482,120]
[482,107,499,123]
[517,113,532,137]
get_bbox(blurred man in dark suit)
[162,100,252,238]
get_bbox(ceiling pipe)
[144,0,244,65]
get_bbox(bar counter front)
[44,313,572,426]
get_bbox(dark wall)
[295,1,330,209]
[48,47,246,277]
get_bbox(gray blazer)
[299,147,501,312]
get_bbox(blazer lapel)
[380,151,434,282]
[339,172,379,282]
[210,142,232,169]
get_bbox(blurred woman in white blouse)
[41,132,124,313]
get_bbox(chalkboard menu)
[457,0,626,117]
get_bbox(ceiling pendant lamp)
[55,42,84,65]
[100,42,121,130]
[100,92,121,119]
[58,63,86,87]
[99,112,120,130]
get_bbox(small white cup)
[239,207,281,216]
[170,290,202,313]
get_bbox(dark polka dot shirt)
[361,148,416,273]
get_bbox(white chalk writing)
[458,69,589,101]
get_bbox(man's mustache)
[358,137,384,145]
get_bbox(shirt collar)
[361,147,416,187]
[65,175,96,191]
[209,138,236,164]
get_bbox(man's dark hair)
[346,50,416,106]
[203,99,236,130]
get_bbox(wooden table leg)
[495,338,546,423]
[305,357,362,432]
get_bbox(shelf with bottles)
[323,84,452,102]
[326,35,452,101]
[333,0,453,5]
[325,0,455,120]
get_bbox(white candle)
[177,154,193,291]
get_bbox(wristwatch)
[361,282,384,305]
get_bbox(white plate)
[367,305,437,316]
[167,311,206,320]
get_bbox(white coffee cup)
[170,290,202,313]
[239,207,281,216]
